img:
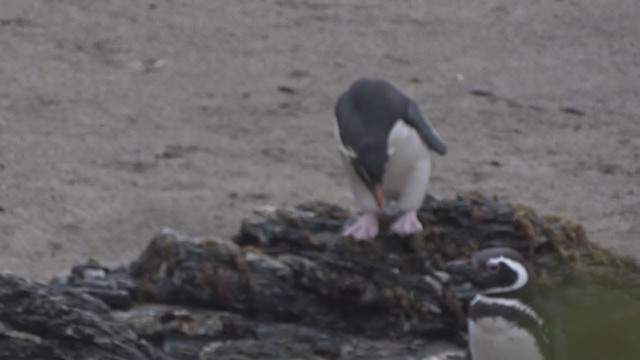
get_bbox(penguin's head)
[350,142,389,208]
[451,247,536,299]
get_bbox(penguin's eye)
[487,262,500,273]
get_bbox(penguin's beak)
[446,260,476,279]
[371,184,385,208]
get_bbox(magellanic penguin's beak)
[371,184,385,209]
[446,259,476,279]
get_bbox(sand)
[1,0,639,281]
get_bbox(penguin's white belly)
[382,121,431,199]
[469,318,544,360]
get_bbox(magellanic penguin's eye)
[487,261,500,273]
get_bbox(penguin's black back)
[335,78,409,150]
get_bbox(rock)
[67,259,137,310]
[0,271,166,360]
[127,226,454,340]
[1,194,639,359]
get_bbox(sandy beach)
[1,0,638,281]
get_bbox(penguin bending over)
[334,78,447,241]
[450,247,568,360]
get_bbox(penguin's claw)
[343,213,379,241]
[390,211,423,235]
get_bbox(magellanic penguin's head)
[451,247,536,299]
[343,140,390,208]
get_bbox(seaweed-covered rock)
[1,194,638,359]
[232,194,640,359]
[126,227,458,341]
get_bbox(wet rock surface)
[1,194,639,359]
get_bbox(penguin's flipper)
[402,101,447,155]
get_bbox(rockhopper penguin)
[450,247,562,360]
[334,78,447,240]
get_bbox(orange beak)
[372,184,385,209]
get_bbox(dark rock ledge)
[1,193,639,359]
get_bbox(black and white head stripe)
[464,247,536,298]
[483,255,529,295]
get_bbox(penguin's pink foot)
[343,212,379,241]
[390,211,423,235]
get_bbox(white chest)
[383,121,431,194]
[469,317,545,360]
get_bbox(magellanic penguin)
[450,247,568,360]
[334,78,447,240]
